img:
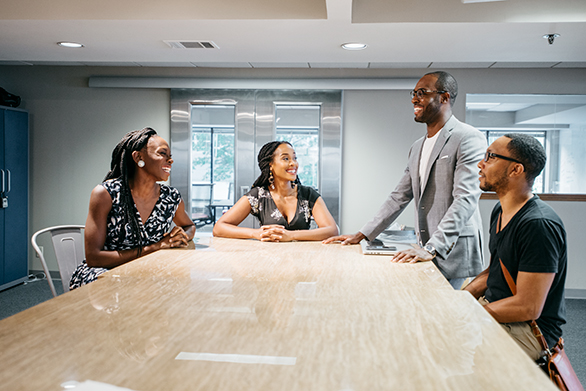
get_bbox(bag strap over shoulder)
[499,259,550,352]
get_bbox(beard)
[480,173,509,193]
[414,100,442,124]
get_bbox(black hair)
[105,127,158,255]
[252,141,301,189]
[504,133,547,186]
[425,71,458,106]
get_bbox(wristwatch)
[423,244,437,258]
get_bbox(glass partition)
[466,94,586,194]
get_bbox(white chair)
[31,225,85,297]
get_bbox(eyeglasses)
[409,89,447,99]
[484,151,523,164]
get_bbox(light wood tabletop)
[0,237,557,391]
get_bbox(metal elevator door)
[170,89,342,229]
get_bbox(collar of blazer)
[414,115,457,199]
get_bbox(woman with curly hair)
[70,127,195,289]
[213,141,338,242]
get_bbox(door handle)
[5,169,10,194]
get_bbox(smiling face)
[477,137,515,193]
[139,136,173,181]
[411,74,444,125]
[269,143,298,183]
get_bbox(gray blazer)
[361,116,487,279]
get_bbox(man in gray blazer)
[324,71,487,289]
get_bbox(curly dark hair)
[252,141,301,189]
[105,127,158,255]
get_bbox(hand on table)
[391,247,434,263]
[160,226,190,249]
[258,225,294,242]
[322,232,365,245]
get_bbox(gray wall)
[0,66,584,292]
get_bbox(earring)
[138,160,145,168]
[269,170,275,190]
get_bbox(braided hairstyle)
[105,127,158,255]
[252,141,301,189]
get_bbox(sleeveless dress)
[69,179,182,289]
[246,185,320,230]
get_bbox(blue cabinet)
[0,106,29,290]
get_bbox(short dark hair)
[504,133,547,186]
[425,71,458,106]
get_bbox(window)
[191,105,235,225]
[275,105,320,189]
[484,130,547,193]
[466,94,586,194]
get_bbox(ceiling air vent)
[164,40,219,49]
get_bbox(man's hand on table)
[391,247,434,263]
[322,232,366,245]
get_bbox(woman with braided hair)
[213,141,338,242]
[70,127,195,289]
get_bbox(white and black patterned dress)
[246,185,320,230]
[70,179,182,289]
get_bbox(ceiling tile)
[80,62,141,67]
[309,62,369,68]
[369,62,432,69]
[430,62,495,68]
[552,62,586,68]
[490,62,559,68]
[250,63,310,68]
[2,0,327,20]
[192,62,253,68]
[352,0,586,23]
[136,62,197,67]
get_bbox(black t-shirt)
[485,195,567,348]
[246,185,320,230]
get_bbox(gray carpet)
[0,277,584,385]
[564,299,586,386]
[0,275,64,319]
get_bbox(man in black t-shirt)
[465,133,567,360]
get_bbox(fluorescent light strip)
[57,42,84,48]
[175,352,297,365]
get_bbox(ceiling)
[1,0,586,69]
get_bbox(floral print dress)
[246,185,320,230]
[69,178,181,289]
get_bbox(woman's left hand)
[259,225,294,242]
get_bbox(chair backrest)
[31,225,85,297]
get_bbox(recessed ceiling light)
[57,42,84,48]
[341,43,367,51]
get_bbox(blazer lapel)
[411,137,424,201]
[419,116,456,198]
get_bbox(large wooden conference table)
[0,237,556,391]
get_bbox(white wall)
[341,90,417,232]
[0,65,585,292]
